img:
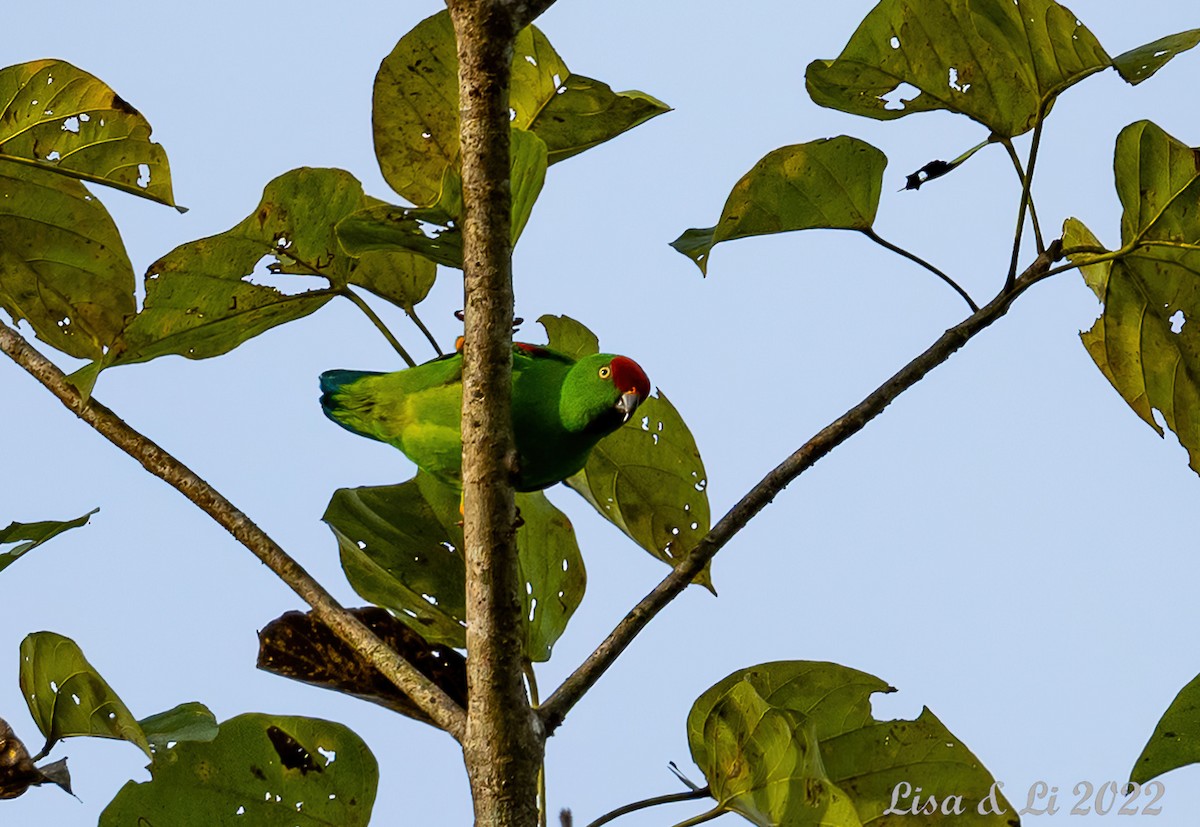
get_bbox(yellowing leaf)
[99,714,376,827]
[1067,121,1200,474]
[688,662,1014,826]
[0,165,135,360]
[0,60,176,207]
[671,137,886,275]
[1131,671,1200,784]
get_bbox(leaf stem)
[585,788,713,827]
[0,319,466,739]
[539,240,1065,734]
[1005,117,1047,289]
[408,305,445,357]
[863,229,979,312]
[340,287,417,367]
[1000,138,1045,254]
[667,806,725,827]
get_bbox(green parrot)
[320,342,651,491]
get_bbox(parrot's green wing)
[320,355,466,484]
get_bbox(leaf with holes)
[372,11,460,208]
[257,607,468,726]
[327,475,468,649]
[325,473,585,661]
[671,137,886,275]
[1131,671,1200,784]
[137,703,219,753]
[541,316,713,591]
[99,714,376,827]
[102,168,431,370]
[338,128,546,270]
[0,60,176,207]
[0,164,135,360]
[373,11,667,209]
[688,662,1014,826]
[1112,29,1200,86]
[0,509,96,574]
[19,632,150,758]
[1066,121,1200,475]
[509,29,669,164]
[806,0,1114,138]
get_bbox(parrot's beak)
[615,388,644,422]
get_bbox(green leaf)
[513,490,586,662]
[0,509,96,574]
[257,607,467,726]
[137,703,219,752]
[541,316,714,591]
[0,164,136,360]
[372,11,665,210]
[99,713,377,827]
[348,251,437,311]
[337,130,546,271]
[1131,671,1200,784]
[509,28,669,164]
[372,11,460,208]
[105,168,393,369]
[19,632,150,758]
[688,662,1014,826]
[325,473,585,662]
[337,205,464,269]
[0,60,177,207]
[536,313,599,362]
[699,680,860,826]
[805,0,1111,138]
[1112,29,1200,86]
[671,137,886,275]
[327,475,468,649]
[1067,121,1200,474]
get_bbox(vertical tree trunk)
[448,2,545,825]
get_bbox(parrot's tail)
[319,369,384,436]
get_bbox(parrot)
[319,342,651,492]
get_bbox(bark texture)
[448,1,546,824]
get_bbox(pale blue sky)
[4,2,1200,825]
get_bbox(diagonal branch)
[0,319,466,740]
[539,240,1065,733]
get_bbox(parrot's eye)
[598,365,612,380]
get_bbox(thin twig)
[667,806,725,827]
[340,287,417,367]
[0,319,466,740]
[1005,117,1047,289]
[585,788,713,827]
[863,229,978,312]
[1000,138,1045,254]
[408,306,445,357]
[539,240,1065,734]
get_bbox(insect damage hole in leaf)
[880,81,921,111]
[1170,310,1185,333]
[240,255,327,296]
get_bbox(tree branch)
[448,0,545,824]
[540,239,1065,733]
[0,319,466,740]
